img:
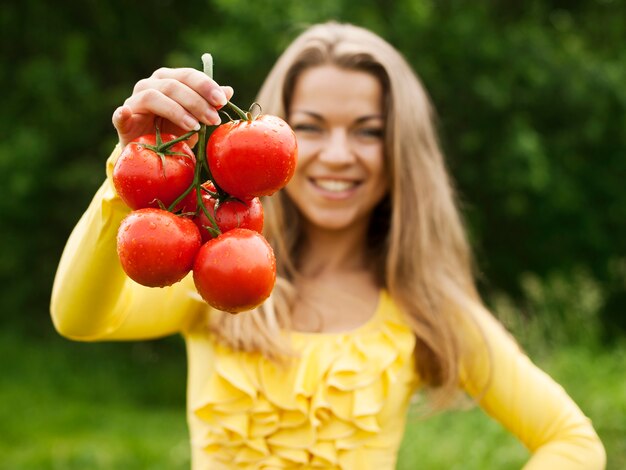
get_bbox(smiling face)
[286,65,388,234]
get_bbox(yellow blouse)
[186,290,416,469]
[50,148,605,469]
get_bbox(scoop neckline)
[287,289,387,338]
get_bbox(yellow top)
[50,148,606,470]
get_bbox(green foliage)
[0,332,189,469]
[491,266,606,351]
[385,2,626,332]
[1,0,625,339]
[0,0,216,333]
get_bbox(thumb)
[112,105,133,133]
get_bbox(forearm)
[524,432,606,469]
[50,172,132,339]
[51,146,208,340]
[460,302,605,470]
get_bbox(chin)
[304,211,363,232]
[313,220,352,231]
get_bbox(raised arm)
[460,303,606,469]
[51,67,234,341]
[50,148,207,341]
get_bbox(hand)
[112,67,234,147]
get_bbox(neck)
[298,220,370,277]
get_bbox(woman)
[51,22,605,469]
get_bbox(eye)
[356,127,384,139]
[292,123,322,134]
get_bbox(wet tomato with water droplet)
[113,134,196,210]
[117,208,201,287]
[193,228,276,313]
[193,182,264,242]
[207,115,297,199]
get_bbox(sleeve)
[50,146,208,341]
[459,302,606,469]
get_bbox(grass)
[0,332,190,469]
[1,330,624,469]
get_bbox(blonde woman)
[51,22,605,469]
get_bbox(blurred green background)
[1,0,624,468]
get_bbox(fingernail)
[222,86,234,99]
[210,89,227,108]
[183,116,200,131]
[203,109,221,126]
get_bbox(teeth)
[313,179,357,192]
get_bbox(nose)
[318,128,355,165]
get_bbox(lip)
[307,176,362,200]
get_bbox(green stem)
[194,124,220,234]
[163,52,225,239]
[167,179,194,213]
[158,129,199,152]
[165,130,203,213]
[201,52,248,122]
[201,53,213,78]
[225,101,249,121]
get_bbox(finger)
[112,105,133,133]
[150,67,228,109]
[125,89,207,130]
[221,86,234,104]
[134,77,223,126]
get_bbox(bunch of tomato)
[112,109,297,313]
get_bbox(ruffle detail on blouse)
[192,291,417,469]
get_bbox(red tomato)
[193,228,276,313]
[176,187,199,215]
[207,115,297,199]
[117,208,202,287]
[113,134,196,210]
[194,182,264,242]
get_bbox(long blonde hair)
[209,22,490,405]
